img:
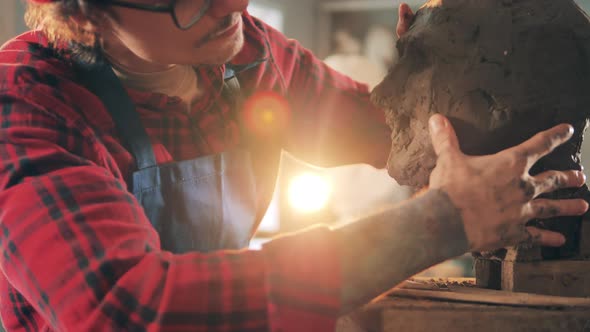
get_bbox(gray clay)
[372,0,590,188]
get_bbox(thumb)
[429,114,461,157]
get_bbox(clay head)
[372,0,590,187]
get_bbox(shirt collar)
[226,11,270,77]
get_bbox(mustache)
[194,15,238,47]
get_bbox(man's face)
[372,0,590,188]
[101,0,249,66]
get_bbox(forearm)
[336,189,469,314]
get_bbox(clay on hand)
[372,0,590,188]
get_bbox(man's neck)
[102,36,173,73]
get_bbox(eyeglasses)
[109,0,212,30]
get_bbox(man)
[0,0,586,331]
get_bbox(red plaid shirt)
[0,12,390,331]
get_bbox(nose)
[208,0,249,18]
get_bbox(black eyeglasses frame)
[108,0,212,30]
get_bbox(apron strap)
[78,60,278,235]
[77,63,158,170]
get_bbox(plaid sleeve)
[0,91,341,331]
[262,24,391,168]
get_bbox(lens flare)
[242,91,290,137]
[288,173,331,213]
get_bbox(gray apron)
[78,62,279,253]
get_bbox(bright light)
[288,173,331,213]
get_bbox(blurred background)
[3,0,590,279]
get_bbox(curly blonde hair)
[24,1,101,47]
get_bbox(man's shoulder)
[0,31,105,130]
[0,30,77,88]
[1,30,51,54]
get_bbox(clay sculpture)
[372,0,590,257]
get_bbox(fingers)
[509,124,574,167]
[530,170,586,197]
[429,114,461,157]
[396,3,415,38]
[523,198,589,220]
[524,227,566,247]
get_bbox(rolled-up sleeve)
[260,23,391,168]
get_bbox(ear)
[71,0,113,34]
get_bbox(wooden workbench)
[337,279,590,332]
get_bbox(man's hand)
[428,114,589,252]
[397,3,415,38]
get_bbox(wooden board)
[392,285,590,308]
[337,284,590,332]
[502,260,590,297]
[474,258,502,290]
